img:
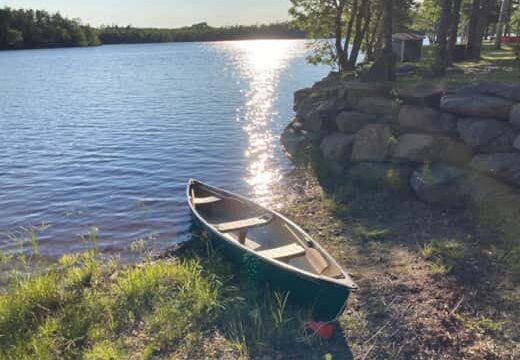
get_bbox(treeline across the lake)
[0,7,305,50]
[0,8,99,49]
[98,22,306,44]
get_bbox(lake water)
[0,40,328,259]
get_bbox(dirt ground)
[275,169,520,360]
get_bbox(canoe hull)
[190,213,352,321]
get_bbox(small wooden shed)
[392,33,424,62]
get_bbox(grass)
[0,250,224,359]
[0,229,344,360]
[396,42,520,87]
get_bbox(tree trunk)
[447,0,462,64]
[365,9,382,62]
[344,0,358,55]
[495,0,512,49]
[505,0,513,36]
[335,0,349,71]
[436,0,452,73]
[362,0,395,82]
[466,0,483,60]
[348,0,370,68]
[382,0,392,53]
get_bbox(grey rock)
[393,134,472,165]
[293,88,313,112]
[509,103,520,129]
[349,162,413,191]
[411,164,472,206]
[351,124,393,161]
[281,120,317,158]
[354,97,399,115]
[393,133,434,161]
[298,99,338,132]
[343,80,392,98]
[320,133,354,160]
[434,136,473,165]
[440,94,513,119]
[514,134,520,151]
[457,117,516,153]
[397,83,448,107]
[398,105,457,134]
[410,163,517,207]
[470,153,520,187]
[336,111,379,134]
[280,126,301,157]
[464,171,519,206]
[459,81,520,102]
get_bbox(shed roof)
[392,33,424,41]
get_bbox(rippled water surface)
[0,40,328,258]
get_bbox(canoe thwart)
[258,243,305,260]
[193,195,222,205]
[215,214,273,233]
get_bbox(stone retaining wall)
[282,74,520,208]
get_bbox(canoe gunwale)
[186,178,358,290]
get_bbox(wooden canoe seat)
[194,195,222,205]
[215,214,273,233]
[243,238,262,250]
[307,248,329,275]
[258,243,305,260]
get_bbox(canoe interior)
[189,181,349,283]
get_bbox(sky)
[2,0,291,28]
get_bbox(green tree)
[412,0,440,44]
[7,28,23,48]
[290,0,416,71]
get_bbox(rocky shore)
[276,74,520,358]
[282,74,520,210]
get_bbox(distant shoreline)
[0,7,306,51]
[0,36,310,52]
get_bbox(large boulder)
[298,98,338,132]
[440,94,513,120]
[470,153,520,187]
[354,97,399,115]
[397,83,448,108]
[459,81,520,102]
[514,134,520,151]
[393,133,434,161]
[435,137,473,165]
[343,80,392,99]
[336,111,379,134]
[392,134,472,165]
[410,164,472,206]
[281,122,311,158]
[351,124,393,161]
[457,118,516,153]
[320,133,354,160]
[349,162,413,192]
[410,163,517,207]
[398,105,457,134]
[509,103,520,129]
[294,88,313,112]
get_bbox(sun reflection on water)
[228,40,307,206]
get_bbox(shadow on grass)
[174,225,354,360]
[290,153,520,358]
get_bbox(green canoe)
[187,179,357,321]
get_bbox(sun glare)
[227,40,304,205]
